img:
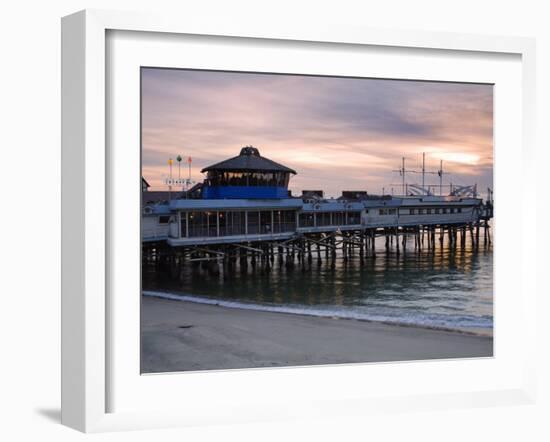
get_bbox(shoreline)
[142,290,493,338]
[141,294,493,373]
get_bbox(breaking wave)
[142,290,493,336]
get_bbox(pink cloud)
[142,69,493,198]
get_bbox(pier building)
[142,146,492,266]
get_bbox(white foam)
[142,290,492,336]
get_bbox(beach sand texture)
[141,296,493,373]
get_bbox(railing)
[218,225,247,237]
[155,206,485,244]
[142,226,169,241]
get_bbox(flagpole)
[439,160,443,196]
[187,156,192,199]
[168,158,173,202]
[402,157,405,196]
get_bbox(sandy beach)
[141,295,493,373]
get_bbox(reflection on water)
[143,235,493,335]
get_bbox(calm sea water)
[143,235,493,336]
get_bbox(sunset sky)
[141,68,493,198]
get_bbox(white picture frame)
[61,9,537,433]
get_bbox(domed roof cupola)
[240,146,260,156]
[201,145,296,175]
[201,146,296,199]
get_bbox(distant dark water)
[142,235,493,335]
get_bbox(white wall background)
[0,1,547,441]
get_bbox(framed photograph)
[61,9,537,432]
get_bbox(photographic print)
[140,68,493,373]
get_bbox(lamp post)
[168,158,173,201]
[176,155,182,179]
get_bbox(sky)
[141,68,493,198]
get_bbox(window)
[299,213,314,228]
[450,208,455,214]
[217,211,246,236]
[347,211,361,225]
[409,208,416,215]
[234,211,247,235]
[457,208,462,213]
[418,209,424,215]
[435,208,440,214]
[188,211,211,237]
[442,208,447,214]
[218,211,227,235]
[332,212,344,225]
[158,215,171,224]
[206,212,217,237]
[260,211,272,234]
[427,208,432,215]
[247,211,260,234]
[379,208,396,216]
[206,171,290,187]
[281,210,296,232]
[316,212,332,227]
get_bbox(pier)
[143,220,492,277]
[142,146,493,275]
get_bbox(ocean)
[142,234,493,336]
